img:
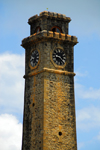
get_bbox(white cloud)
[0,114,22,150]
[0,53,25,114]
[76,106,100,130]
[75,82,100,100]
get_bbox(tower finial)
[46,8,48,11]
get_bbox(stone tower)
[21,11,78,150]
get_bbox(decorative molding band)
[43,68,76,76]
[23,68,76,78]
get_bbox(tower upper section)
[22,11,78,49]
[28,11,71,35]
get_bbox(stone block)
[57,13,61,18]
[66,34,71,41]
[48,11,53,17]
[48,31,53,37]
[67,17,71,22]
[28,14,38,24]
[61,33,65,40]
[71,36,77,43]
[39,11,48,16]
[54,32,59,38]
[62,14,66,19]
[53,12,57,17]
[41,30,47,37]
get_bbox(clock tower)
[21,11,78,150]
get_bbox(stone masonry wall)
[43,72,77,150]
[22,72,44,150]
[24,40,74,76]
[22,71,77,150]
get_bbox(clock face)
[30,50,39,67]
[52,49,66,66]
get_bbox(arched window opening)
[34,27,41,33]
[51,26,62,33]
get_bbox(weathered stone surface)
[21,11,78,150]
[28,11,71,35]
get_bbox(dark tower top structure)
[21,11,78,150]
[28,11,70,35]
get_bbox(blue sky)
[0,0,100,149]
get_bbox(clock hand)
[56,55,65,62]
[30,56,34,61]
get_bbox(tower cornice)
[21,30,78,48]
